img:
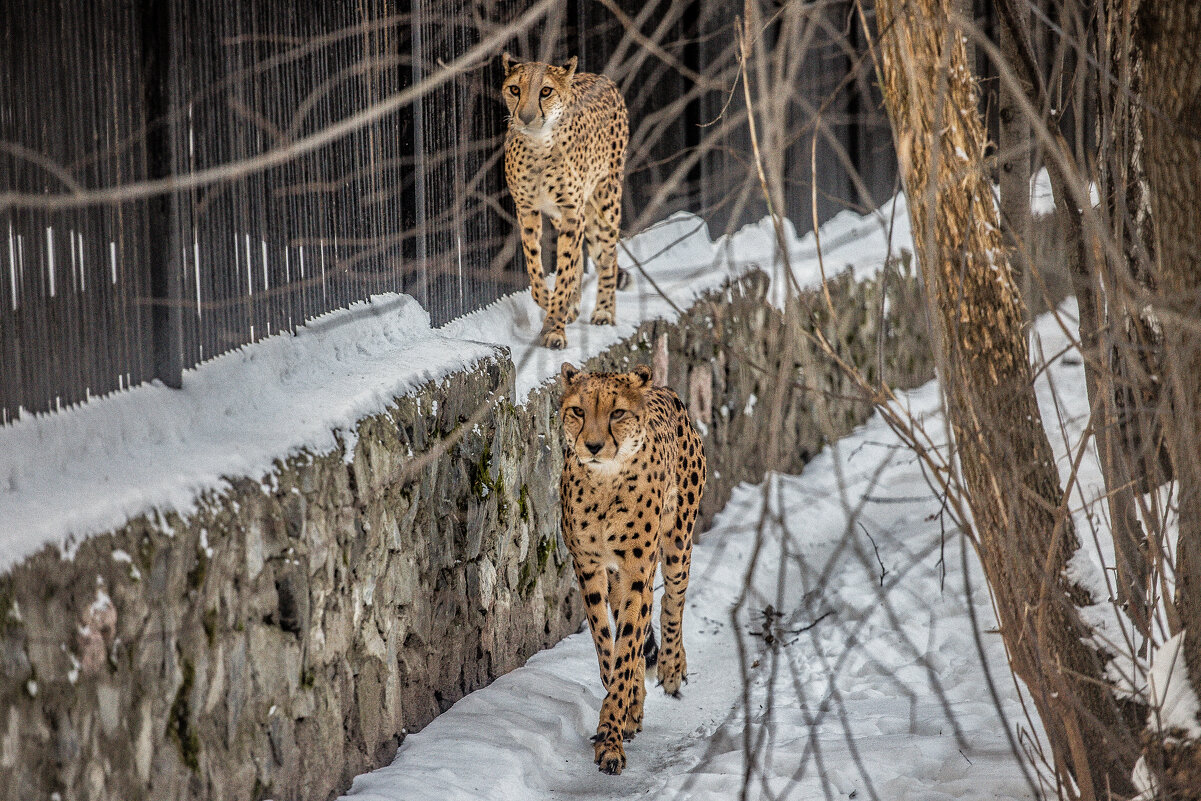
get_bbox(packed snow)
[1144,632,1201,739]
[0,200,909,573]
[339,302,1114,801]
[1131,631,1201,798]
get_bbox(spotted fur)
[501,54,629,349]
[558,363,705,775]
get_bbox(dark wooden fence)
[1,0,903,425]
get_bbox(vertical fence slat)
[142,0,183,388]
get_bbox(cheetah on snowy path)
[501,54,629,349]
[558,364,705,774]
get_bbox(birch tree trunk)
[871,3,1139,796]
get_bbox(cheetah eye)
[540,86,553,98]
[568,406,585,418]
[508,85,520,96]
[610,409,628,421]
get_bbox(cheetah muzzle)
[501,53,631,349]
[558,363,706,774]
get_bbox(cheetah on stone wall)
[558,363,705,774]
[501,54,629,349]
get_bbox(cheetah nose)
[585,441,603,456]
[519,107,538,126]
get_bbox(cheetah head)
[559,363,652,469]
[501,53,577,134]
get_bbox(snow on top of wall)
[0,295,496,572]
[0,201,915,573]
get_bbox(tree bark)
[996,0,1032,303]
[999,0,1154,642]
[1139,5,1201,791]
[1101,0,1168,498]
[871,3,1139,796]
[1087,0,1160,638]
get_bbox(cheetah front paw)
[538,328,567,349]
[593,733,626,775]
[622,716,643,741]
[658,651,688,697]
[590,308,615,326]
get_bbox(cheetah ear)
[561,362,580,385]
[501,51,516,76]
[561,56,578,81]
[631,365,652,387]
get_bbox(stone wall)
[0,262,940,801]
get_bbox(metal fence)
[0,0,901,424]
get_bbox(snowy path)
[338,306,1096,801]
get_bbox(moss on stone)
[187,547,208,591]
[167,658,200,773]
[537,534,556,571]
[470,442,494,500]
[517,484,531,523]
[202,608,218,648]
[136,534,155,576]
[252,777,272,801]
[0,587,16,636]
[470,441,510,523]
[517,534,557,597]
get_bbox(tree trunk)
[1100,0,1171,497]
[1073,0,1160,640]
[996,0,1032,303]
[871,2,1139,796]
[1139,2,1201,791]
[1031,0,1158,641]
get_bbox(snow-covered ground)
[337,303,1107,801]
[0,199,909,572]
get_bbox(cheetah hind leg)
[585,238,630,292]
[563,264,586,326]
[593,240,631,292]
[556,236,582,326]
[585,180,621,326]
[657,524,693,697]
[623,626,658,740]
[551,250,581,326]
